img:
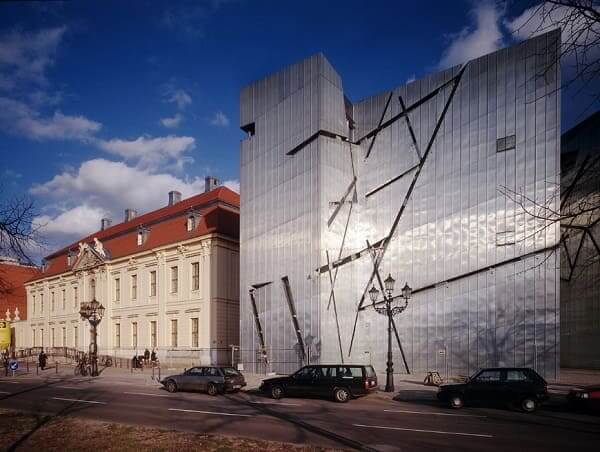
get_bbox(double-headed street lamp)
[79,299,105,377]
[369,274,411,392]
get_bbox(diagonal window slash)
[399,95,422,160]
[364,91,393,160]
[327,177,357,228]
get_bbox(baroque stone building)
[21,182,240,366]
[239,31,561,378]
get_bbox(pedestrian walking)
[144,348,150,365]
[150,349,156,364]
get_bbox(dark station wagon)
[260,364,378,403]
[161,366,246,396]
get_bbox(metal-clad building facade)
[240,31,561,378]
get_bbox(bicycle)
[74,356,92,376]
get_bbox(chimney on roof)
[100,218,112,231]
[205,176,219,193]
[124,208,137,222]
[168,190,182,206]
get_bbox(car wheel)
[334,387,350,403]
[166,380,177,393]
[207,383,219,396]
[521,397,538,413]
[270,385,284,400]
[449,394,464,409]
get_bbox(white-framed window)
[115,323,120,348]
[40,328,44,347]
[114,277,120,302]
[32,295,36,315]
[171,319,178,347]
[187,215,196,232]
[62,327,66,346]
[90,279,96,300]
[73,286,78,308]
[131,274,137,300]
[51,328,55,347]
[191,262,200,291]
[32,328,36,347]
[74,326,78,349]
[150,270,157,297]
[170,266,178,294]
[191,318,199,347]
[150,321,157,348]
[62,289,66,310]
[137,231,143,246]
[132,322,138,348]
[51,291,55,312]
[40,294,44,313]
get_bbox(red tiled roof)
[30,186,239,282]
[0,262,40,320]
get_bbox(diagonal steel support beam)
[248,289,269,365]
[281,276,307,363]
[399,95,422,160]
[326,251,345,363]
[348,65,467,357]
[364,91,393,160]
[327,177,357,228]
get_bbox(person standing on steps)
[38,350,47,370]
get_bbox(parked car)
[259,364,377,403]
[567,385,600,412]
[161,366,246,395]
[437,367,548,413]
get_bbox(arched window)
[90,279,96,300]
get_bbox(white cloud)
[406,74,416,84]
[0,97,102,140]
[209,111,229,127]
[165,88,192,110]
[438,1,505,69]
[160,113,183,128]
[31,158,208,243]
[223,179,240,193]
[34,204,109,238]
[0,26,67,88]
[95,135,196,171]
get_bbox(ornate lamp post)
[79,299,105,377]
[369,274,411,392]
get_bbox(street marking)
[0,391,11,394]
[384,409,486,418]
[56,386,83,390]
[0,381,21,384]
[248,400,301,406]
[124,391,170,398]
[51,397,106,405]
[168,408,251,417]
[353,424,493,438]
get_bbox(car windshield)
[222,367,240,377]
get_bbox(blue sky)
[0,0,597,258]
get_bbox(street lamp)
[79,298,105,376]
[369,275,411,392]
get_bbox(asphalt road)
[1,375,599,451]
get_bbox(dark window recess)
[241,122,255,136]
[496,134,516,152]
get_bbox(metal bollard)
[56,362,58,374]
[26,360,29,373]
[36,364,39,376]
